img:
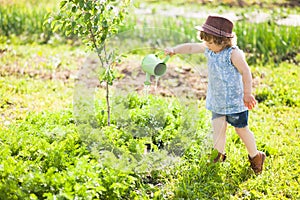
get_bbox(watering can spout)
[141,53,170,85]
[144,72,151,86]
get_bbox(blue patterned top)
[205,46,248,114]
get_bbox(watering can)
[141,53,170,85]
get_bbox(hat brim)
[195,25,204,31]
[195,25,234,38]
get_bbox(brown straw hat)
[195,15,234,38]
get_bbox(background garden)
[0,0,299,199]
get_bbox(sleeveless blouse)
[205,46,248,114]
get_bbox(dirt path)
[114,60,209,99]
[0,57,209,99]
[1,56,261,100]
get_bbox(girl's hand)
[164,47,176,56]
[244,93,257,110]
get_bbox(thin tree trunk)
[106,80,111,126]
[103,46,111,126]
[89,27,112,126]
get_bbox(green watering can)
[141,53,170,85]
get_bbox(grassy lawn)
[0,0,299,199]
[1,42,299,198]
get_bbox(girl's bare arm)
[231,48,257,110]
[165,42,206,55]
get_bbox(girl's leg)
[234,126,258,158]
[212,116,227,154]
[235,126,266,174]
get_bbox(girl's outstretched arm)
[165,42,206,56]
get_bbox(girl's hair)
[199,31,237,48]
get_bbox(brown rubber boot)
[213,152,227,163]
[248,151,266,174]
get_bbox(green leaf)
[30,194,38,200]
[50,19,57,29]
[60,0,67,8]
[52,24,61,33]
[84,13,91,21]
[65,29,73,36]
[79,0,84,9]
[72,5,77,13]
[71,21,76,28]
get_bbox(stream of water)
[154,76,159,92]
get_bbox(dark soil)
[114,60,209,99]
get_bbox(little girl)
[165,15,265,174]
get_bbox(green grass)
[0,0,299,199]
[0,75,73,126]
[0,42,299,198]
[118,14,300,64]
[0,44,85,71]
[253,62,300,107]
[1,0,299,64]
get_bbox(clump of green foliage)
[254,63,299,107]
[50,0,132,126]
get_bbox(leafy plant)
[49,0,131,126]
[254,62,299,107]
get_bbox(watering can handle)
[155,51,164,57]
[155,51,170,63]
[163,55,170,63]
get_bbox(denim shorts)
[212,110,249,128]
